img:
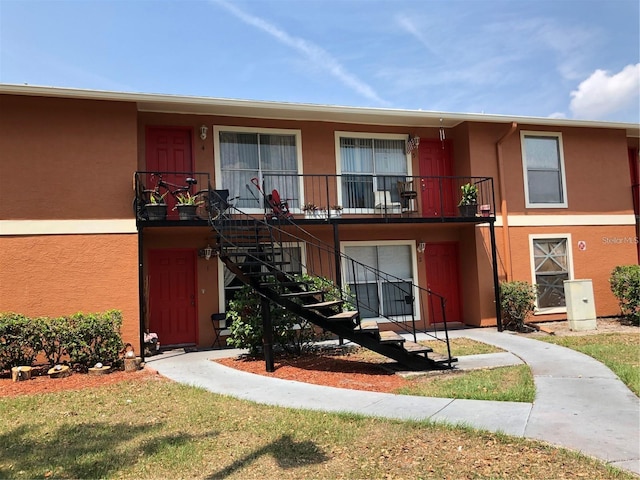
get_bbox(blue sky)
[1,0,638,122]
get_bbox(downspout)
[496,122,517,281]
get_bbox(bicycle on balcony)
[133,173,210,221]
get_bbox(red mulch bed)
[0,367,159,398]
[215,350,412,393]
[1,350,412,397]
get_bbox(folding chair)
[397,180,418,215]
[211,313,228,348]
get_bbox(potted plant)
[302,203,327,219]
[173,192,203,220]
[330,205,343,218]
[145,192,167,221]
[458,183,478,217]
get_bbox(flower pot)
[304,210,328,220]
[176,204,198,220]
[145,203,167,221]
[458,204,477,217]
[330,209,343,218]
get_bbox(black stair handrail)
[211,203,453,361]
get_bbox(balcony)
[259,173,496,223]
[133,171,212,224]
[134,171,496,225]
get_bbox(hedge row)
[0,310,125,372]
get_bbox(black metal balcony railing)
[260,173,496,221]
[133,171,212,222]
[134,171,496,223]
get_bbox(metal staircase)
[210,202,457,372]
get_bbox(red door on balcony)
[418,139,456,217]
[146,127,194,215]
[424,242,462,323]
[148,249,197,346]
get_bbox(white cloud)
[212,0,388,105]
[570,64,640,120]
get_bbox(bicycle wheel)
[194,189,210,220]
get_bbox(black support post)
[489,221,503,332]
[137,230,146,361]
[262,295,275,372]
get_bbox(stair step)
[326,310,359,322]
[280,290,323,298]
[359,320,379,332]
[237,261,290,268]
[261,281,304,288]
[403,341,433,354]
[378,331,406,344]
[302,300,343,310]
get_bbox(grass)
[537,332,640,396]
[395,365,535,402]
[0,378,633,480]
[348,338,534,402]
[422,337,504,356]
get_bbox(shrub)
[500,281,537,331]
[610,265,640,325]
[0,313,43,370]
[226,275,343,355]
[40,315,74,365]
[64,310,125,370]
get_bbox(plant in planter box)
[330,205,343,218]
[458,183,479,217]
[173,192,203,220]
[145,192,168,220]
[302,203,327,219]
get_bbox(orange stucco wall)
[0,95,138,220]
[0,234,140,347]
[467,123,633,215]
[507,225,637,319]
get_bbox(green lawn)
[0,378,632,480]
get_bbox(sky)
[1,0,639,123]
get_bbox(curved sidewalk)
[146,329,639,475]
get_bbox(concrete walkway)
[146,329,639,475]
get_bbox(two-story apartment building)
[1,84,637,352]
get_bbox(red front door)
[424,242,462,323]
[148,249,197,346]
[418,139,456,217]
[146,127,194,214]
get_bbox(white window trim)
[340,240,420,323]
[521,131,568,209]
[213,125,304,214]
[528,233,574,315]
[217,242,307,313]
[334,131,412,213]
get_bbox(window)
[215,127,301,210]
[530,236,573,310]
[221,244,304,311]
[337,133,409,210]
[343,243,415,319]
[521,132,567,208]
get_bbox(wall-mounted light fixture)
[200,125,208,141]
[406,134,420,154]
[417,241,426,254]
[439,118,446,149]
[198,244,214,260]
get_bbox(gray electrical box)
[563,279,597,331]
